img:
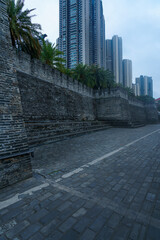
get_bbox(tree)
[73,64,94,87]
[72,64,115,90]
[41,40,65,69]
[7,0,42,58]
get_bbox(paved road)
[0,124,160,240]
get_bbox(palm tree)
[7,0,42,58]
[40,40,65,69]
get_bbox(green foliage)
[137,95,155,104]
[41,40,65,69]
[59,67,73,77]
[124,87,134,96]
[7,0,42,58]
[72,64,115,89]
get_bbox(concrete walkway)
[0,125,160,240]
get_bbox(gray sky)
[25,0,160,98]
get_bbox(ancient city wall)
[0,0,32,188]
[16,55,158,128]
[15,51,93,98]
[0,0,158,188]
[17,71,95,122]
[95,88,147,126]
[16,52,157,126]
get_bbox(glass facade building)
[136,75,153,97]
[106,35,123,84]
[59,0,105,69]
[123,59,132,88]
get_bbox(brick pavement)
[0,125,160,240]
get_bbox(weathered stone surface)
[0,0,32,188]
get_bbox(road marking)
[59,128,160,181]
[0,183,49,210]
[1,128,159,211]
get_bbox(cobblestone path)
[0,125,160,240]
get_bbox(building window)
[70,0,76,5]
[71,9,76,16]
[71,17,76,24]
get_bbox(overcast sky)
[25,0,160,98]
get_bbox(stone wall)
[145,104,159,123]
[17,71,95,122]
[15,51,93,98]
[95,88,157,126]
[0,0,32,188]
[16,52,158,127]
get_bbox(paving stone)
[60,229,80,240]
[112,225,130,240]
[0,236,7,240]
[39,192,53,201]
[107,213,122,229]
[146,193,156,202]
[40,210,60,225]
[58,217,77,233]
[147,226,160,240]
[49,193,63,202]
[46,230,63,240]
[80,228,96,240]
[41,219,60,236]
[139,226,146,240]
[19,223,42,240]
[129,223,141,240]
[58,207,76,222]
[89,214,106,232]
[30,232,44,240]
[28,209,48,223]
[73,216,91,233]
[73,208,87,218]
[5,220,29,239]
[85,205,102,219]
[58,201,72,212]
[1,209,21,223]
[16,209,35,222]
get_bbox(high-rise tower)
[59,0,105,69]
[123,59,132,88]
[59,0,90,69]
[136,76,153,97]
[106,36,123,84]
[112,35,123,84]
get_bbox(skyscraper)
[59,0,90,69]
[112,35,123,84]
[100,0,106,68]
[59,0,105,69]
[106,40,113,72]
[123,59,132,88]
[136,75,153,97]
[106,36,123,84]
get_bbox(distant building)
[59,0,105,69]
[106,40,112,72]
[100,1,106,68]
[56,38,60,47]
[136,75,153,97]
[105,35,123,84]
[132,83,140,96]
[123,59,132,88]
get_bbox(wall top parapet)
[15,50,94,98]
